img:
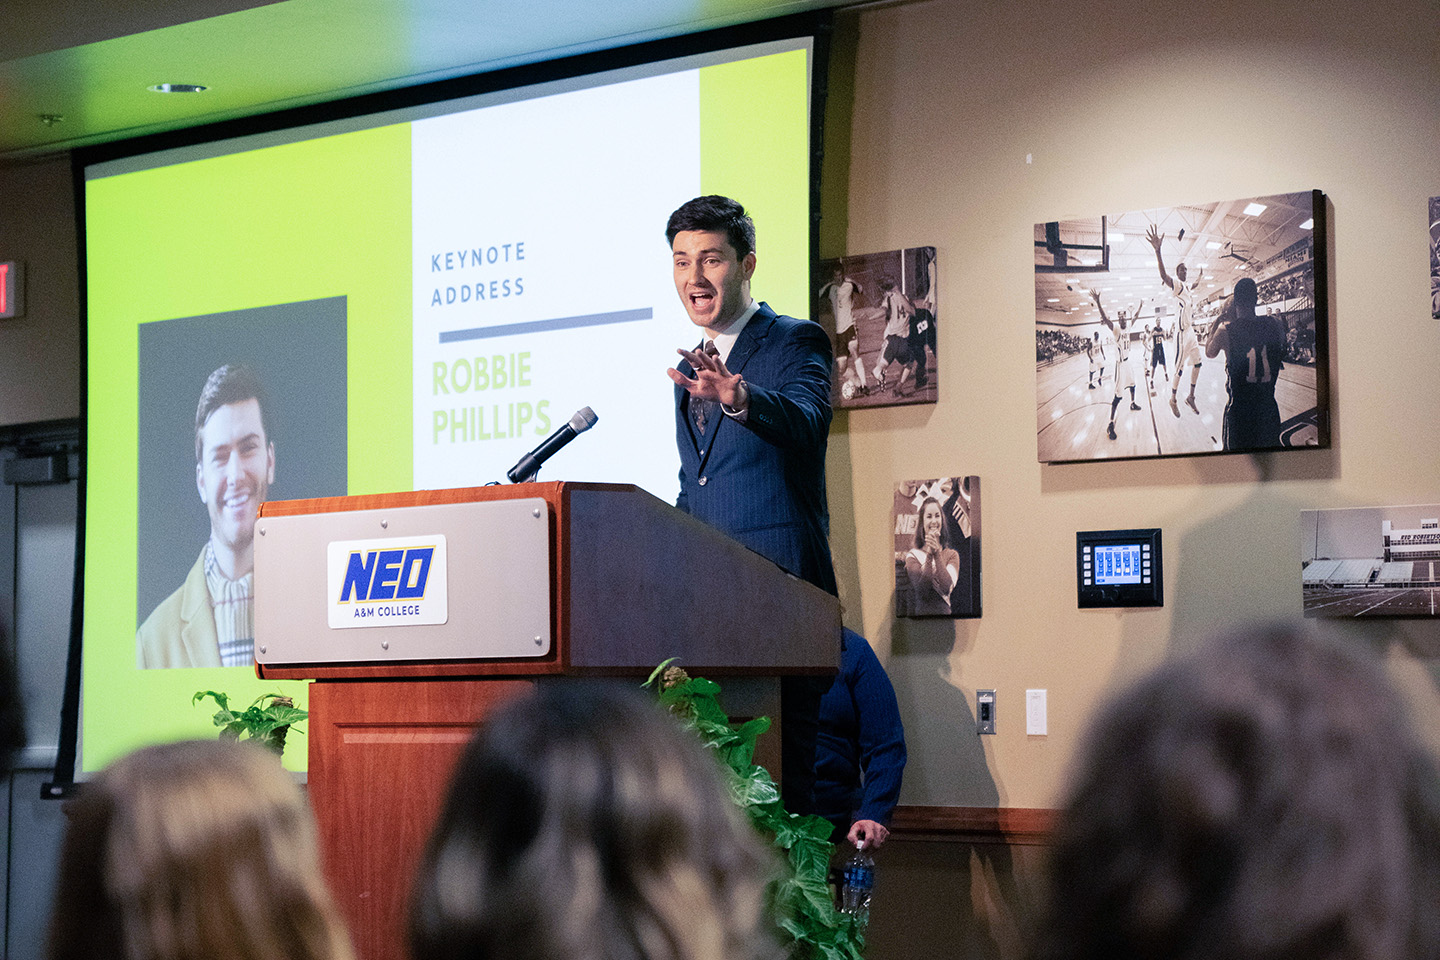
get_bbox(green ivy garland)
[645,662,865,960]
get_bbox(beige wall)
[822,0,1440,814]
[0,155,80,426]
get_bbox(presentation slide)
[80,37,813,773]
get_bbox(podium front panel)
[255,497,552,664]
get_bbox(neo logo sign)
[338,546,435,602]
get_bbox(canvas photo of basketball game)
[1034,190,1329,463]
[817,247,937,409]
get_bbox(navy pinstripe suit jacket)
[674,302,837,596]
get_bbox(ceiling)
[1034,192,1320,328]
[0,0,837,160]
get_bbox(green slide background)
[83,124,411,771]
[699,48,810,315]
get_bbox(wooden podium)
[254,482,839,960]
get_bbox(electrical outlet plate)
[1026,689,1047,735]
[977,689,996,734]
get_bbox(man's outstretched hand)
[668,344,748,411]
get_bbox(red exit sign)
[0,261,22,319]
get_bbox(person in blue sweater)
[814,628,907,849]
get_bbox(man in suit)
[664,194,836,811]
[665,195,836,595]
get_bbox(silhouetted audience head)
[410,684,777,960]
[1034,625,1440,960]
[48,739,353,960]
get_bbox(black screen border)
[54,9,833,790]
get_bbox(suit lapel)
[700,306,771,458]
[725,303,773,377]
[179,557,222,668]
[683,305,775,466]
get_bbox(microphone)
[506,406,598,483]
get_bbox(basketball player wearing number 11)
[1205,277,1286,450]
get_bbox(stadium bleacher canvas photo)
[1035,190,1329,463]
[1302,505,1440,618]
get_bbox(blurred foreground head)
[410,684,777,960]
[48,739,353,960]
[1035,625,1440,960]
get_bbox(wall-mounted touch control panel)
[1077,528,1162,608]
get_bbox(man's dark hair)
[666,196,756,260]
[194,364,270,462]
[1233,276,1259,310]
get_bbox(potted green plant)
[193,690,307,758]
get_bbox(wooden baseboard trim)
[889,805,1057,845]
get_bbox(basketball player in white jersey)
[1085,331,1104,389]
[1145,225,1204,414]
[1091,289,1143,441]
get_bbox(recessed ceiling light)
[149,83,208,94]
[1243,202,1268,216]
[1206,241,1222,250]
[1299,218,1314,230]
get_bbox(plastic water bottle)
[840,845,875,929]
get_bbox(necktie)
[692,340,719,435]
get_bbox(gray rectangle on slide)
[440,307,652,343]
